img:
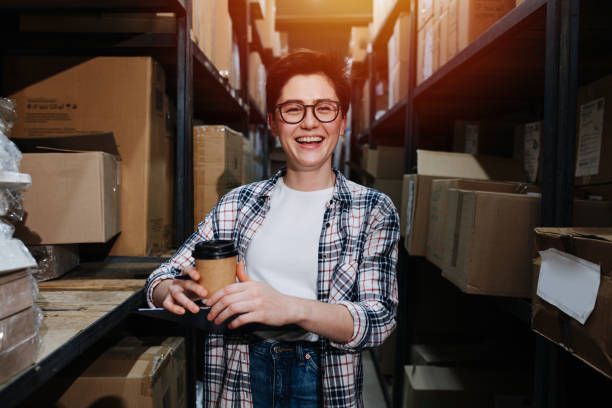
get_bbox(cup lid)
[192,240,238,260]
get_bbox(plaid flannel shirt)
[145,168,399,407]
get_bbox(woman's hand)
[153,266,208,315]
[205,262,298,329]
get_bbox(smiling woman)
[146,50,400,408]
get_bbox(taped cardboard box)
[427,178,612,270]
[15,134,121,245]
[56,336,186,408]
[400,150,525,256]
[439,181,612,297]
[531,228,612,380]
[426,179,536,269]
[575,74,612,186]
[403,365,528,408]
[5,56,172,256]
[0,306,40,384]
[193,126,243,228]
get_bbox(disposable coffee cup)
[192,240,238,296]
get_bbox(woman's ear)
[267,113,278,137]
[339,114,348,136]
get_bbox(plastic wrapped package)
[0,269,37,320]
[0,171,31,236]
[0,303,43,383]
[0,220,15,240]
[29,244,79,282]
[0,98,22,173]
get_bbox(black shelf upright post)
[176,0,194,246]
[536,0,580,407]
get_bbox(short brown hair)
[266,50,351,118]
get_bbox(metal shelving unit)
[0,1,275,406]
[353,1,611,407]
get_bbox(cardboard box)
[440,188,612,297]
[0,308,38,384]
[575,75,612,186]
[441,187,540,297]
[389,61,410,109]
[410,343,508,367]
[521,121,542,183]
[27,244,79,282]
[456,0,515,53]
[426,179,536,269]
[447,0,459,60]
[403,365,528,407]
[417,18,435,85]
[212,0,233,77]
[453,120,517,157]
[193,126,243,228]
[401,150,525,256]
[56,336,186,408]
[6,56,172,256]
[364,146,405,179]
[255,0,276,49]
[531,228,612,379]
[439,1,450,67]
[418,0,434,29]
[0,270,34,320]
[16,134,121,245]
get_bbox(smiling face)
[268,73,347,174]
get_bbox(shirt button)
[329,199,333,205]
[322,254,327,259]
[325,222,330,228]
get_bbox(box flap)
[12,133,120,158]
[417,150,525,181]
[535,227,612,242]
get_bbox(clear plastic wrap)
[0,220,15,240]
[0,98,22,173]
[0,189,25,225]
[29,244,79,282]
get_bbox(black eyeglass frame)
[275,100,341,124]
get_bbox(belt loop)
[296,343,305,366]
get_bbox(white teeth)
[296,136,323,143]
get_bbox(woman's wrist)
[152,279,172,307]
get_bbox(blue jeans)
[249,339,321,408]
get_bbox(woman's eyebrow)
[280,98,337,104]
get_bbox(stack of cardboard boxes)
[361,145,405,211]
[372,0,398,40]
[387,13,411,108]
[249,51,267,115]
[350,26,370,64]
[6,56,175,257]
[417,0,517,85]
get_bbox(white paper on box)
[406,180,415,238]
[465,124,479,154]
[537,248,600,324]
[575,97,605,177]
[523,121,541,183]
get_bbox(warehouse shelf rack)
[0,1,274,406]
[352,0,611,408]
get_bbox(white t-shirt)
[245,176,333,342]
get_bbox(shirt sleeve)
[330,193,400,351]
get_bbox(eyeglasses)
[276,100,341,124]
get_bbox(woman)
[146,50,399,408]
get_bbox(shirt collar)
[259,167,352,204]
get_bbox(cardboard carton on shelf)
[193,125,244,229]
[403,365,528,408]
[454,0,516,54]
[0,306,39,384]
[15,134,121,245]
[575,74,612,186]
[452,120,517,157]
[6,56,173,256]
[531,228,612,379]
[363,145,405,179]
[435,179,612,297]
[417,17,434,85]
[401,150,525,256]
[55,336,186,408]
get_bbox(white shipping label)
[575,97,605,177]
[465,124,479,154]
[537,248,600,325]
[405,180,415,238]
[523,122,541,183]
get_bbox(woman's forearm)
[290,297,354,344]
